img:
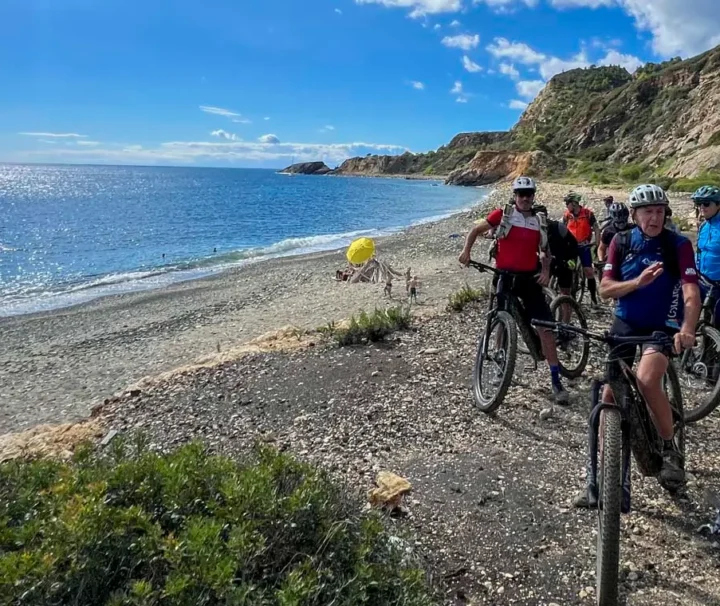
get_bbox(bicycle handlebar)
[699,271,720,289]
[467,260,499,274]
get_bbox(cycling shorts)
[493,272,553,325]
[578,245,593,268]
[606,317,675,381]
[552,263,574,290]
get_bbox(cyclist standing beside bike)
[459,176,569,403]
[563,192,602,307]
[576,184,701,506]
[693,185,720,326]
[597,202,631,264]
[533,204,579,298]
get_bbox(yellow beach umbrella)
[346,237,375,265]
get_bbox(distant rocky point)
[279,162,332,175]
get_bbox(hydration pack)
[613,228,680,279]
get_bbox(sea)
[0,164,488,317]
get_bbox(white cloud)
[335,7,343,13]
[549,0,613,6]
[472,0,539,12]
[450,19,461,26]
[538,51,589,79]
[211,129,239,141]
[499,62,520,79]
[486,38,545,64]
[264,116,270,121]
[462,55,482,72]
[354,0,462,18]
[450,80,470,102]
[76,140,101,146]
[598,49,644,73]
[509,99,529,110]
[411,80,425,89]
[232,118,252,124]
[434,23,442,29]
[442,33,480,50]
[38,139,57,145]
[19,132,87,138]
[258,134,280,144]
[324,125,335,130]
[28,139,410,167]
[199,105,241,118]
[516,79,545,99]
[617,0,720,57]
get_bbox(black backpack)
[613,228,680,279]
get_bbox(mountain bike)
[678,272,720,423]
[469,260,589,414]
[532,320,684,606]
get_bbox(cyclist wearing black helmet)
[597,202,631,264]
[533,204,579,298]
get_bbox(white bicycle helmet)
[628,184,668,208]
[512,176,537,191]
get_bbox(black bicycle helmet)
[564,191,582,205]
[608,202,629,228]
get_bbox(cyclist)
[563,192,601,307]
[693,185,720,325]
[533,204,579,298]
[459,176,569,404]
[599,195,615,230]
[597,202,631,264]
[576,184,700,507]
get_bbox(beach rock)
[445,150,565,187]
[279,162,332,175]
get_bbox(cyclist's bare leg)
[635,348,673,440]
[538,328,559,366]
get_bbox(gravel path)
[98,303,720,605]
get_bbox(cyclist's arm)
[599,237,643,299]
[678,240,701,335]
[460,211,499,258]
[597,240,608,262]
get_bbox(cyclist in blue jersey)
[694,185,720,325]
[575,184,701,507]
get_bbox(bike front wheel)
[681,324,720,423]
[596,407,623,606]
[550,295,591,378]
[473,311,517,414]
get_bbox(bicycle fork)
[587,380,632,514]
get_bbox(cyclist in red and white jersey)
[459,176,569,403]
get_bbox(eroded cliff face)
[445,151,566,186]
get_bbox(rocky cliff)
[280,162,332,175]
[333,43,720,186]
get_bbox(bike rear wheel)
[473,311,517,414]
[550,295,590,378]
[681,325,720,423]
[596,408,623,606]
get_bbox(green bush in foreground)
[0,442,434,606]
[447,284,485,312]
[335,306,412,346]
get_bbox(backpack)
[613,228,680,279]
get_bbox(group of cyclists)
[459,175,720,502]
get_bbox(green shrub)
[0,443,435,606]
[335,306,412,346]
[669,172,720,192]
[619,164,645,182]
[447,283,485,312]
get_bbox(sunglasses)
[695,200,717,207]
[515,190,535,198]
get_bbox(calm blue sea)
[0,164,486,317]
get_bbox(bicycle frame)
[473,262,545,363]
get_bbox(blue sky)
[2,0,719,168]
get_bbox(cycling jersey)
[600,224,631,247]
[486,207,542,273]
[603,227,698,330]
[697,213,720,281]
[563,207,597,244]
